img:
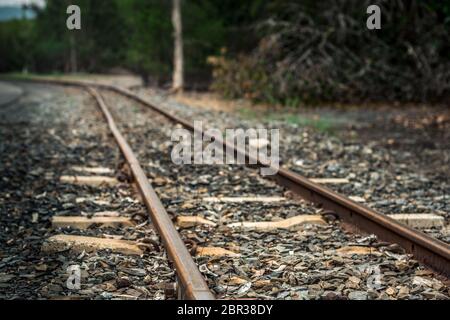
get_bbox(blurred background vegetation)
[0,0,449,104]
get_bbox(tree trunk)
[172,0,184,92]
[69,33,77,73]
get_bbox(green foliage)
[0,0,128,73]
[32,0,127,72]
[0,19,33,72]
[0,0,261,84]
[210,0,450,104]
[182,1,225,74]
[120,0,172,81]
[1,0,449,103]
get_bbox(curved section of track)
[6,76,449,280]
[0,81,24,107]
[103,82,450,277]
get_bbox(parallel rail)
[88,87,214,300]
[104,81,450,277]
[7,77,449,279]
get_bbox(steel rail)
[8,77,450,276]
[104,85,450,277]
[87,87,214,300]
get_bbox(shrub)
[209,1,450,104]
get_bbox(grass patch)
[282,114,336,133]
[238,107,260,120]
[237,105,338,134]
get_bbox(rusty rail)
[8,76,450,277]
[104,84,450,277]
[87,87,214,300]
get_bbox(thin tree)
[69,33,77,73]
[66,0,78,73]
[171,0,184,92]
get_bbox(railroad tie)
[203,196,286,203]
[51,216,134,230]
[388,214,445,229]
[227,215,326,232]
[60,175,119,187]
[42,235,144,255]
[310,178,350,184]
[70,166,114,175]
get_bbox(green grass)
[1,72,102,82]
[1,72,340,135]
[0,72,71,83]
[238,107,260,120]
[282,114,336,133]
[238,107,338,134]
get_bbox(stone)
[225,277,248,286]
[412,276,434,288]
[102,282,117,292]
[348,276,361,285]
[397,286,410,299]
[349,196,366,203]
[253,280,271,288]
[386,287,396,296]
[0,274,15,283]
[123,268,147,277]
[116,277,131,289]
[31,213,39,223]
[236,282,252,295]
[35,264,48,272]
[143,275,152,284]
[348,291,368,300]
[333,246,381,256]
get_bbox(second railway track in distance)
[3,78,449,300]
[96,84,450,298]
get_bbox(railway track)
[88,88,213,299]
[1,78,449,300]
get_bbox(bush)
[209,1,450,104]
